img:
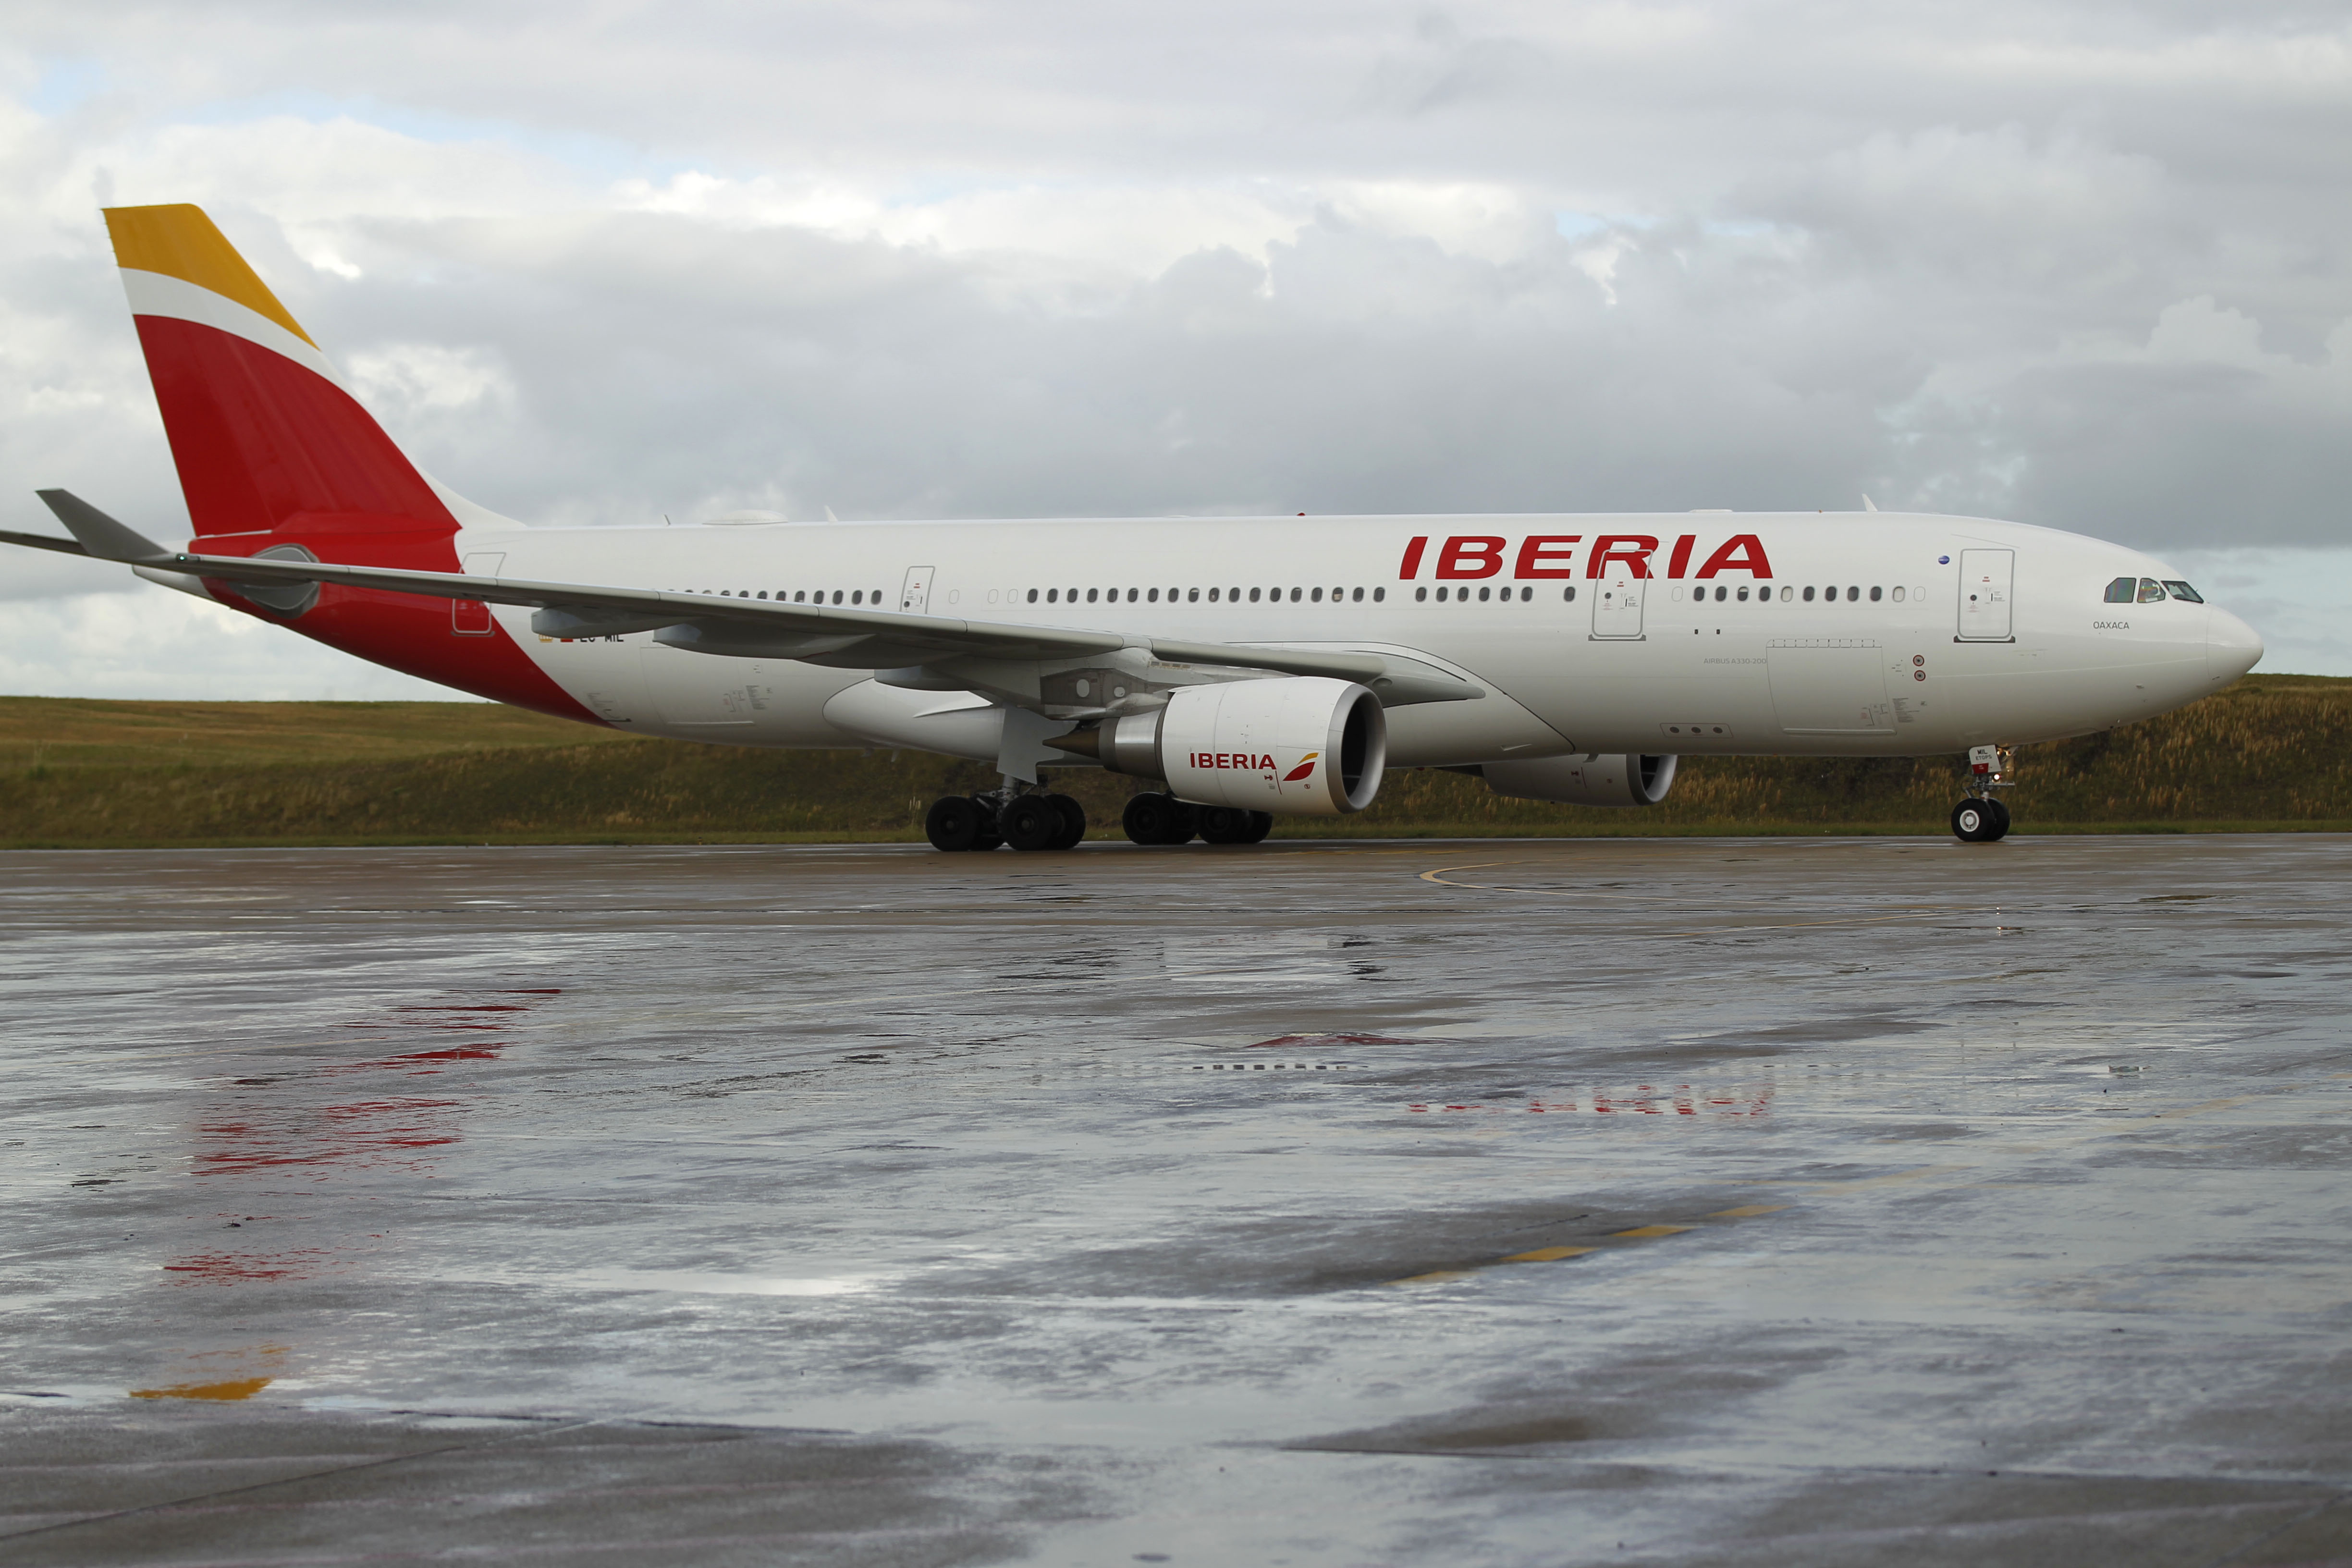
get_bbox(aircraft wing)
[24,490,1480,703]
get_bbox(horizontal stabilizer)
[36,490,172,564]
[0,527,89,558]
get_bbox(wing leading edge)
[22,490,1482,706]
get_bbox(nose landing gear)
[1950,744,2015,843]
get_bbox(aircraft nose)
[2207,606,2264,684]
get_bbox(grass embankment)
[0,677,2346,847]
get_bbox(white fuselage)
[466,510,2255,767]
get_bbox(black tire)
[1000,795,1065,852]
[1951,798,1996,843]
[1046,793,1086,850]
[1198,806,1255,845]
[924,795,985,852]
[1242,810,1274,844]
[1983,797,2012,841]
[1122,793,1195,845]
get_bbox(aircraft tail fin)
[101,204,464,541]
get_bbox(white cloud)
[3,0,2351,692]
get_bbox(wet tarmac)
[3,835,2350,1566]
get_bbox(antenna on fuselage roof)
[1862,494,1879,512]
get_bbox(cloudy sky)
[3,0,2348,697]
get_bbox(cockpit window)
[2103,576,2136,603]
[2136,577,2168,604]
[2164,580,2204,603]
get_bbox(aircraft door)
[1957,549,2014,641]
[899,566,935,614]
[1768,638,1894,733]
[1590,572,1645,639]
[453,552,504,636]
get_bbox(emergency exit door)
[1590,572,1645,638]
[1957,549,2013,641]
[900,566,935,614]
[452,552,504,635]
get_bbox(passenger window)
[1892,586,1905,602]
[830,590,842,604]
[1026,588,1037,603]
[851,590,862,605]
[1869,586,1882,601]
[1311,587,1323,602]
[1562,585,1576,602]
[1847,586,1859,601]
[1353,587,1365,602]
[1127,588,1138,602]
[1086,588,1098,603]
[2103,576,2136,603]
[1436,587,1448,602]
[1478,586,1491,601]
[1288,587,1301,602]
[1208,588,1220,601]
[1802,586,1815,602]
[1147,588,1159,602]
[1373,587,1385,601]
[2137,577,2167,604]
[1738,586,1750,601]
[1189,588,1200,601]
[1780,586,1793,601]
[1416,587,1428,601]
[1047,589,1059,603]
[1519,586,1531,601]
[1249,587,1262,602]
[2165,580,2203,602]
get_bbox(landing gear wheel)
[1122,793,1197,845]
[1950,798,2008,843]
[1000,795,1066,852]
[924,795,990,852]
[1045,793,1086,850]
[1198,806,1274,845]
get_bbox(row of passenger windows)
[1024,585,1390,604]
[1672,584,1923,603]
[669,588,882,603]
[2106,576,2204,604]
[665,580,1936,610]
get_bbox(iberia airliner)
[6,205,2262,850]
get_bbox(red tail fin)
[104,204,457,540]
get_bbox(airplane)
[4,204,2263,851]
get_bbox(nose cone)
[2207,607,2264,683]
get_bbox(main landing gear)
[924,786,1084,852]
[1949,744,2015,843]
[1118,793,1272,846]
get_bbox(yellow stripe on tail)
[103,204,317,347]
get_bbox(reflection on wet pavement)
[3,837,2351,1565]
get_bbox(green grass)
[1,676,2346,847]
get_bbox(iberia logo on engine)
[1192,753,1276,770]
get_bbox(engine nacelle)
[1481,752,1678,807]
[1078,676,1386,815]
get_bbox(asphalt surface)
[3,835,2348,1567]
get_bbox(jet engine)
[1060,676,1386,815]
[1480,753,1678,807]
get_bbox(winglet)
[36,490,172,564]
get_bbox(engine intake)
[1481,753,1678,807]
[1058,676,1386,815]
